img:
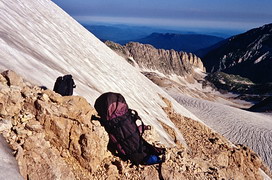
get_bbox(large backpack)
[94,92,165,165]
[53,74,76,96]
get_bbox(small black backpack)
[53,74,76,96]
[93,92,165,165]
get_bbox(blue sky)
[52,0,272,31]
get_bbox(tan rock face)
[0,70,271,180]
[105,41,206,77]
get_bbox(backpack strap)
[129,109,146,136]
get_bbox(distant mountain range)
[83,24,226,53]
[202,23,272,83]
[122,33,224,53]
[82,24,197,42]
[82,24,148,42]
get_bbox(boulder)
[1,70,24,87]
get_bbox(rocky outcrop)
[105,41,205,77]
[202,23,272,83]
[0,70,110,179]
[0,70,271,180]
[249,96,272,112]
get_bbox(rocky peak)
[0,70,271,179]
[105,41,205,77]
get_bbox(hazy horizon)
[80,21,248,38]
[52,0,272,34]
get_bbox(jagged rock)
[105,40,131,58]
[0,71,111,179]
[21,132,76,179]
[0,86,24,117]
[105,41,206,77]
[25,120,43,133]
[0,70,271,180]
[105,163,119,178]
[0,74,8,85]
[1,70,24,87]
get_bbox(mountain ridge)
[202,23,272,83]
[105,41,205,79]
[121,32,224,53]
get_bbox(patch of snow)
[168,74,215,93]
[254,52,269,64]
[0,135,23,179]
[193,67,206,77]
[127,56,140,68]
[168,74,188,85]
[260,169,272,180]
[218,79,226,84]
[232,79,254,85]
[140,67,168,78]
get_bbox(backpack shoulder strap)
[129,109,146,136]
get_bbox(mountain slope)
[0,0,205,148]
[127,33,224,53]
[202,23,272,83]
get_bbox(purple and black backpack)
[94,92,165,165]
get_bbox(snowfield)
[0,0,201,147]
[169,92,272,170]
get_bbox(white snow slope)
[0,0,202,147]
[170,93,272,170]
[0,135,23,180]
